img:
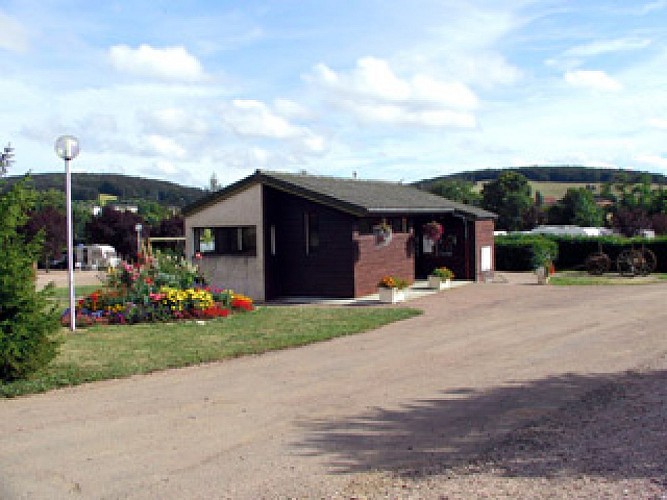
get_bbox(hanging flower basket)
[423,221,444,243]
[374,221,393,247]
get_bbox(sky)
[2,0,667,189]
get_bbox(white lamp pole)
[55,135,80,332]
[135,223,143,258]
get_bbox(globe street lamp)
[55,135,80,332]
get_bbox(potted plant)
[377,275,408,303]
[531,239,557,285]
[428,266,454,290]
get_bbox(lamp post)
[135,223,143,258]
[55,135,80,332]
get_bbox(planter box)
[378,287,405,304]
[428,276,451,290]
[535,267,550,285]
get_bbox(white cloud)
[564,70,622,91]
[222,99,326,153]
[143,134,187,159]
[109,44,205,82]
[225,99,302,139]
[647,117,667,129]
[638,0,667,15]
[635,153,667,169]
[305,57,478,129]
[141,107,209,135]
[273,98,313,120]
[0,11,28,53]
[565,38,651,58]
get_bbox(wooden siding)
[263,187,356,299]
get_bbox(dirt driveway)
[1,277,666,498]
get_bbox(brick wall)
[474,219,495,281]
[353,232,415,297]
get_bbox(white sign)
[481,245,492,272]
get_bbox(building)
[182,170,496,301]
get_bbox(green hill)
[3,173,205,207]
[415,165,667,188]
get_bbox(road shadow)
[295,369,667,485]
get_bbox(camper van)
[75,244,120,270]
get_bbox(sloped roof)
[183,170,496,219]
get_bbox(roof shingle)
[183,170,496,219]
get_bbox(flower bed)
[61,251,254,327]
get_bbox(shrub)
[0,178,60,381]
[495,235,558,271]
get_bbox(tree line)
[3,172,204,206]
[426,170,667,235]
[0,182,185,267]
[417,165,667,186]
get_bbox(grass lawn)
[1,306,421,398]
[49,284,104,311]
[550,271,667,286]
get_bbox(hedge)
[495,234,667,272]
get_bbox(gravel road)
[1,276,666,499]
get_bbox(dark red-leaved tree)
[85,206,149,260]
[153,214,184,237]
[612,207,652,237]
[22,206,67,271]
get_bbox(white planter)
[378,287,405,304]
[536,267,550,285]
[428,276,451,290]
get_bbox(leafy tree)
[651,213,667,235]
[550,187,603,226]
[481,171,533,231]
[153,214,184,237]
[85,206,149,259]
[613,207,652,236]
[23,206,67,270]
[427,179,481,205]
[136,199,170,227]
[34,188,65,211]
[72,201,92,244]
[0,176,60,381]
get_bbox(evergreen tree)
[0,176,60,381]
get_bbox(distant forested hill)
[4,173,205,207]
[415,166,667,190]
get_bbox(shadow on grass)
[295,369,667,484]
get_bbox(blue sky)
[2,0,667,188]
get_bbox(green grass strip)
[549,271,667,286]
[1,306,421,398]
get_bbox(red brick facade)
[353,232,415,297]
[474,219,495,282]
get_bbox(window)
[270,224,276,256]
[194,226,256,256]
[304,212,319,255]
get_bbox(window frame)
[193,225,257,257]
